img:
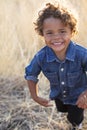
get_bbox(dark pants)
[55,98,84,126]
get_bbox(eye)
[60,30,66,33]
[46,32,53,35]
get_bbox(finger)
[77,94,87,104]
[78,104,86,109]
[76,98,82,105]
[42,101,53,107]
[47,102,53,107]
[79,91,87,99]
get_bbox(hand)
[34,96,53,107]
[76,90,87,109]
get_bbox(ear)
[71,29,78,37]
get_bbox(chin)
[54,47,65,51]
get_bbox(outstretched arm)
[27,80,53,107]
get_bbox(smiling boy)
[25,3,87,130]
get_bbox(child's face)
[42,17,73,56]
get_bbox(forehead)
[43,17,71,31]
[43,17,67,29]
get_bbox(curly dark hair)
[34,3,77,36]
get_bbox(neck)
[55,51,66,61]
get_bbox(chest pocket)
[67,70,82,87]
[44,72,59,85]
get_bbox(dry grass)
[0,76,67,130]
[0,77,87,130]
[0,0,87,76]
[0,0,87,130]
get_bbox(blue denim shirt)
[25,41,87,105]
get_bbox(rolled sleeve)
[24,55,41,82]
[25,75,39,83]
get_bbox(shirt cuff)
[24,75,38,83]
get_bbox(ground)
[0,76,87,130]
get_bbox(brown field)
[0,0,87,129]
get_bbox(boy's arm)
[27,80,53,107]
[27,80,39,100]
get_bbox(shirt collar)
[46,41,76,62]
[66,41,76,61]
[46,47,57,62]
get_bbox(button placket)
[60,66,65,86]
[59,64,67,98]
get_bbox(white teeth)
[53,42,62,45]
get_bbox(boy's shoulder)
[73,42,87,59]
[69,41,87,59]
[75,42,87,52]
[70,41,86,53]
[36,46,49,57]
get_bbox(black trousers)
[55,98,84,126]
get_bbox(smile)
[52,42,63,45]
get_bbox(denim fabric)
[25,41,87,105]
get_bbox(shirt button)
[63,95,66,97]
[61,68,64,72]
[61,81,65,85]
[63,91,66,93]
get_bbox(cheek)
[44,36,50,42]
[44,39,49,45]
[64,35,72,41]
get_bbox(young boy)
[25,3,87,130]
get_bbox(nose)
[52,33,62,39]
